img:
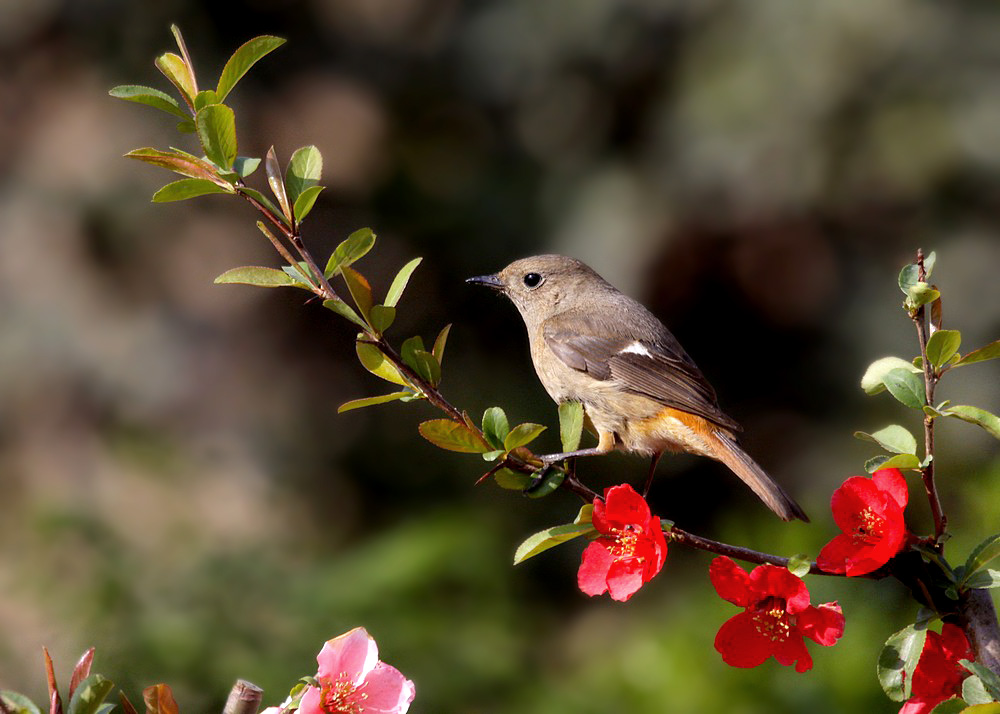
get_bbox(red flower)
[900,624,974,714]
[817,468,909,576]
[710,556,845,673]
[577,484,668,601]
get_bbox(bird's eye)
[523,272,543,288]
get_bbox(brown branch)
[222,680,263,714]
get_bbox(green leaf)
[155,52,196,106]
[285,145,323,206]
[864,453,921,473]
[216,35,286,102]
[504,423,547,451]
[324,298,368,330]
[325,228,376,277]
[855,424,918,455]
[418,419,489,453]
[878,622,928,702]
[233,156,261,178]
[482,407,510,450]
[955,339,1000,367]
[525,468,564,498]
[369,305,395,334]
[109,85,189,119]
[959,703,1000,714]
[944,406,1000,440]
[862,357,921,395]
[962,661,1000,702]
[482,449,504,462]
[0,691,43,714]
[338,391,411,413]
[964,569,1000,590]
[237,188,285,224]
[292,185,325,224]
[214,266,294,287]
[341,265,373,322]
[965,675,998,706]
[923,251,937,279]
[412,350,441,387]
[882,367,926,408]
[964,534,1000,583]
[356,342,407,385]
[152,178,232,202]
[195,104,237,170]
[66,674,114,714]
[899,263,920,295]
[494,468,532,490]
[786,553,812,578]
[513,517,598,565]
[927,330,962,370]
[558,400,584,453]
[282,262,317,287]
[265,146,292,222]
[401,335,425,369]
[124,147,223,183]
[193,88,218,110]
[927,699,968,714]
[385,258,423,308]
[432,324,452,367]
[906,282,941,309]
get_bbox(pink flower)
[900,624,974,714]
[710,557,845,673]
[299,628,415,714]
[577,484,668,601]
[817,468,909,576]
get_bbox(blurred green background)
[2,1,1000,712]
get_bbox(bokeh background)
[2,1,1000,712]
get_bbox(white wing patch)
[619,341,653,358]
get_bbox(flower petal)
[359,661,416,713]
[709,557,754,607]
[748,564,810,613]
[605,557,646,602]
[714,612,773,669]
[600,484,652,530]
[298,685,322,714]
[798,602,845,646]
[316,627,379,686]
[770,630,813,673]
[830,477,881,533]
[578,540,614,597]
[873,468,908,509]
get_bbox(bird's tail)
[710,431,809,522]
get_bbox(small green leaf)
[513,520,598,565]
[341,265,373,322]
[962,661,1000,702]
[964,569,1000,590]
[265,146,292,222]
[882,367,926,408]
[862,357,921,395]
[923,251,937,279]
[494,468,532,490]
[66,674,114,714]
[338,391,411,413]
[558,400,584,453]
[325,227,376,277]
[482,407,510,450]
[385,257,423,308]
[954,339,1000,367]
[0,691,43,714]
[927,699,968,714]
[432,324,452,367]
[356,342,407,385]
[233,156,261,178]
[195,104,238,170]
[927,330,962,370]
[525,468,564,498]
[418,419,489,453]
[285,145,323,206]
[944,406,1000,440]
[109,85,189,119]
[412,350,441,387]
[504,423,547,451]
[152,178,232,202]
[482,449,505,462]
[786,554,812,578]
[155,52,196,106]
[963,675,994,706]
[214,266,294,287]
[369,305,396,334]
[906,282,941,309]
[959,702,1000,714]
[125,147,222,183]
[964,534,1000,583]
[324,298,368,329]
[877,623,928,702]
[855,424,918,455]
[899,263,920,295]
[282,262,316,287]
[193,89,218,110]
[864,453,921,473]
[216,35,286,102]
[401,336,426,370]
[292,185,325,224]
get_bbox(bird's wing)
[542,310,741,431]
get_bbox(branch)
[222,680,262,714]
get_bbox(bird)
[467,254,808,522]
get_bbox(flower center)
[319,674,368,714]
[609,525,643,561]
[851,507,885,545]
[752,597,793,642]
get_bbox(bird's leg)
[641,451,662,497]
[537,429,616,464]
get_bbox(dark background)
[1,1,999,712]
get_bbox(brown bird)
[467,254,808,522]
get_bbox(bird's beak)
[466,273,504,290]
